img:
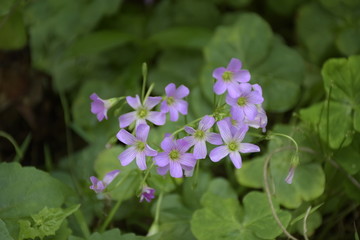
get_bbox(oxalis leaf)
[191,191,291,240]
[18,205,79,240]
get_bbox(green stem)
[74,209,91,238]
[139,162,155,193]
[0,131,23,162]
[171,116,205,137]
[326,84,332,147]
[192,159,201,189]
[154,191,164,225]
[99,199,122,232]
[303,206,311,240]
[269,132,299,154]
[144,83,155,104]
[141,63,148,103]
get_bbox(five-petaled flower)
[89,170,120,193]
[161,83,189,121]
[119,95,165,128]
[183,115,222,159]
[209,119,260,169]
[117,124,157,170]
[212,58,251,98]
[154,136,197,178]
[140,186,156,202]
[90,93,115,121]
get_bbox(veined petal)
[233,125,249,142]
[247,91,264,105]
[239,143,260,153]
[145,96,162,110]
[165,83,176,97]
[244,104,258,120]
[238,82,252,95]
[213,80,227,95]
[229,151,242,169]
[169,161,183,178]
[103,170,120,186]
[177,138,192,153]
[117,129,136,145]
[136,153,147,170]
[225,94,238,106]
[217,120,233,143]
[118,146,137,166]
[227,58,242,72]
[157,165,169,175]
[209,145,229,162]
[199,115,215,131]
[144,145,157,156]
[206,132,223,145]
[212,67,226,80]
[90,93,99,101]
[160,136,176,152]
[169,108,179,121]
[119,112,136,128]
[154,152,170,167]
[136,124,150,142]
[175,85,190,99]
[147,111,166,125]
[160,101,170,113]
[252,83,262,95]
[194,141,207,159]
[90,176,100,186]
[174,99,188,115]
[126,95,141,109]
[184,126,196,135]
[227,82,241,98]
[233,70,251,83]
[179,153,197,167]
[182,136,196,147]
[230,106,245,121]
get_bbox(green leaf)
[0,163,72,238]
[235,157,264,189]
[0,219,13,240]
[336,27,360,56]
[0,10,26,50]
[67,31,133,57]
[18,205,80,240]
[333,135,360,175]
[191,191,291,240]
[0,0,15,16]
[355,109,360,132]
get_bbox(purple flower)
[244,106,267,132]
[285,167,295,184]
[226,83,264,121]
[117,124,157,170]
[90,93,114,121]
[183,115,222,159]
[212,58,251,98]
[209,120,260,169]
[161,83,189,122]
[119,95,165,128]
[90,170,120,193]
[154,136,197,178]
[140,186,156,202]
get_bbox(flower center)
[135,141,145,151]
[137,108,148,119]
[222,71,233,82]
[227,141,238,152]
[237,97,247,106]
[169,149,180,161]
[166,96,175,106]
[194,130,205,140]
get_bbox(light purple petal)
[233,125,249,142]
[103,170,120,185]
[169,108,179,122]
[212,67,226,80]
[184,126,196,135]
[182,136,196,147]
[175,85,190,99]
[169,161,183,178]
[96,111,106,121]
[238,83,252,95]
[230,106,245,121]
[177,138,193,153]
[118,146,137,166]
[154,152,170,167]
[194,141,207,159]
[174,99,188,115]
[227,58,242,72]
[144,145,157,156]
[165,83,176,97]
[160,101,170,113]
[179,153,197,167]
[117,129,136,145]
[233,70,251,83]
[160,136,176,152]
[209,145,229,162]
[136,153,147,170]
[157,165,169,175]
[244,104,258,120]
[213,80,227,95]
[217,120,233,143]
[199,115,215,131]
[119,112,136,128]
[226,82,241,98]
[252,84,262,95]
[145,96,162,110]
[136,124,150,142]
[247,91,264,105]
[229,151,242,169]
[285,167,295,184]
[90,176,99,186]
[225,94,238,106]
[206,132,223,145]
[147,111,166,125]
[239,143,260,153]
[126,95,141,109]
[90,93,99,101]
[184,168,194,177]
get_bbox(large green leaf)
[202,13,304,112]
[0,219,13,240]
[191,191,291,240]
[0,10,26,50]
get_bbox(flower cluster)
[89,58,268,201]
